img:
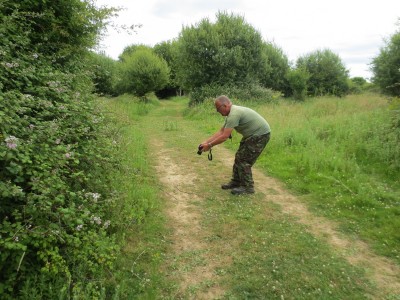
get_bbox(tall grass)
[96,94,168,298]
[185,93,400,263]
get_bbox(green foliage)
[0,1,121,297]
[259,42,290,94]
[175,11,268,93]
[1,0,116,64]
[371,28,400,96]
[117,48,170,97]
[153,40,181,98]
[286,67,310,100]
[189,83,281,105]
[258,94,400,261]
[118,44,152,62]
[296,49,349,96]
[88,51,118,96]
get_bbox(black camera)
[197,144,203,155]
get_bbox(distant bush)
[371,28,400,96]
[88,51,118,96]
[286,67,310,100]
[117,48,170,97]
[296,49,349,97]
[176,12,268,92]
[189,83,281,105]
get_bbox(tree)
[118,44,152,62]
[371,28,400,96]
[175,11,268,92]
[153,40,181,97]
[296,49,349,96]
[118,47,170,97]
[259,42,290,95]
[286,67,310,100]
[89,51,117,95]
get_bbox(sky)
[94,0,400,80]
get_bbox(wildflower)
[103,220,111,229]
[65,152,72,159]
[76,224,83,231]
[86,192,101,202]
[29,124,35,129]
[32,53,38,59]
[55,139,61,145]
[5,136,18,149]
[91,216,102,225]
[3,62,19,68]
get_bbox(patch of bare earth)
[152,138,226,299]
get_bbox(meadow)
[97,92,399,298]
[185,93,400,263]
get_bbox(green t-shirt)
[224,105,270,138]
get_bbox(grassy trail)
[110,97,399,299]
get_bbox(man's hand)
[200,142,212,152]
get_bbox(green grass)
[185,93,400,263]
[201,194,371,299]
[97,93,398,299]
[96,95,172,298]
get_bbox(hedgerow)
[0,1,122,298]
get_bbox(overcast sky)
[95,0,400,79]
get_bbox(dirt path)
[144,100,399,299]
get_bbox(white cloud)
[95,0,400,79]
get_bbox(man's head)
[215,95,232,116]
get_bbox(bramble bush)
[0,1,125,298]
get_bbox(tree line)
[90,12,400,102]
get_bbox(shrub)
[286,67,310,100]
[0,1,119,297]
[371,28,400,96]
[189,83,280,105]
[88,51,118,96]
[296,49,349,97]
[117,48,170,97]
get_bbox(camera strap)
[208,148,213,161]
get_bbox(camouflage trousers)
[231,133,270,188]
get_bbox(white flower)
[85,192,101,202]
[76,224,83,231]
[5,136,18,149]
[103,220,111,229]
[91,216,102,225]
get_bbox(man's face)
[215,101,229,116]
